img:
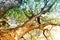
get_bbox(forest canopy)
[0,0,59,28]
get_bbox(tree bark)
[0,21,60,40]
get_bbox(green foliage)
[34,0,40,2]
[0,0,58,29]
[41,16,54,22]
[50,0,58,12]
[3,7,28,28]
[21,8,33,17]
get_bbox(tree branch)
[0,21,60,40]
[24,12,31,19]
[0,0,57,40]
[41,0,48,11]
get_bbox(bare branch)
[41,0,49,11]
[42,0,56,14]
[36,0,55,24]
[47,1,55,12]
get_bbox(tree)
[0,0,22,18]
[0,0,59,40]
